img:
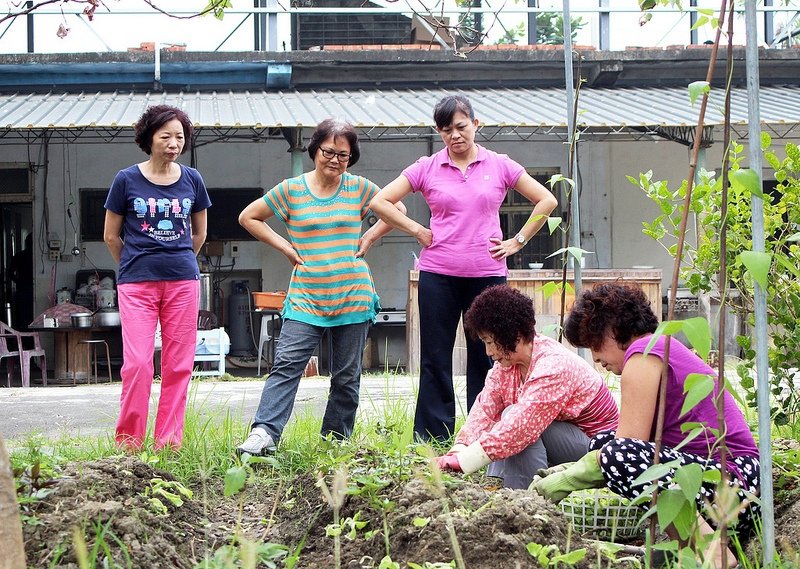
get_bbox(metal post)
[26,1,33,53]
[267,0,278,51]
[745,2,775,566]
[598,0,610,51]
[254,0,266,51]
[763,0,774,46]
[527,0,538,45]
[690,0,698,45]
[562,0,582,295]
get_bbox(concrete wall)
[8,131,799,366]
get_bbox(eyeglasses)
[319,147,351,161]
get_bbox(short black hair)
[134,105,193,155]
[433,94,475,129]
[464,284,536,355]
[307,118,360,167]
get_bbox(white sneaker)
[237,427,276,456]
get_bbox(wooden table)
[406,268,663,375]
[30,324,120,383]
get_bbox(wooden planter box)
[406,268,662,375]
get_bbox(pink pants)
[115,279,199,450]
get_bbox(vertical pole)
[598,0,610,51]
[744,2,775,566]
[254,0,267,51]
[26,1,33,53]
[527,0,537,45]
[763,0,774,46]
[267,0,278,51]
[690,0,699,45]
[562,0,582,295]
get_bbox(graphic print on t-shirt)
[132,196,192,243]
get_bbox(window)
[500,169,562,269]
[0,165,31,201]
[81,187,264,241]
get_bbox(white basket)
[558,488,643,541]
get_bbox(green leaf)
[673,463,703,502]
[680,317,712,361]
[681,373,714,418]
[656,488,686,529]
[738,250,772,289]
[690,15,709,30]
[224,466,247,497]
[547,216,563,234]
[412,516,430,528]
[688,81,710,106]
[541,281,561,299]
[643,320,683,355]
[632,460,681,486]
[730,168,764,199]
[551,548,587,564]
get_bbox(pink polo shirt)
[402,145,525,277]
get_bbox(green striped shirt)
[265,172,381,327]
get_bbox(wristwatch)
[515,233,526,245]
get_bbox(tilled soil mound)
[24,455,800,568]
[23,456,228,568]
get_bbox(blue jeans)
[414,271,506,441]
[251,318,369,442]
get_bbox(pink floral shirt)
[454,335,619,461]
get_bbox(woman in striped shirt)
[237,119,405,456]
[436,284,619,489]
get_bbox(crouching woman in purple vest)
[533,283,759,569]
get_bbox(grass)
[7,371,800,569]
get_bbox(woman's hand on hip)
[415,226,433,248]
[489,237,521,260]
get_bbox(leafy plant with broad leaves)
[635,137,800,428]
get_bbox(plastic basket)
[558,488,643,541]
[252,291,287,310]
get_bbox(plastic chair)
[0,334,21,387]
[0,322,47,387]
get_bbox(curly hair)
[463,285,536,355]
[134,105,193,155]
[307,118,360,167]
[564,283,659,351]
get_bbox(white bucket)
[95,288,117,308]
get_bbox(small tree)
[536,12,586,45]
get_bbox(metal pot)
[71,312,93,328]
[93,308,120,327]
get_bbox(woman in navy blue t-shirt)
[104,104,211,451]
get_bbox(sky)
[0,0,795,54]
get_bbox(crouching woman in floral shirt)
[435,284,619,489]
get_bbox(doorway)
[1,202,34,330]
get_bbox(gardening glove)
[436,454,462,472]
[529,450,605,504]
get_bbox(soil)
[20,454,800,568]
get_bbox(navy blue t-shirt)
[104,163,212,284]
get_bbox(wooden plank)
[406,269,662,375]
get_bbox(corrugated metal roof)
[0,86,798,131]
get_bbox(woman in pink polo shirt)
[370,94,558,442]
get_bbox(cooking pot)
[71,313,93,328]
[94,308,121,327]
